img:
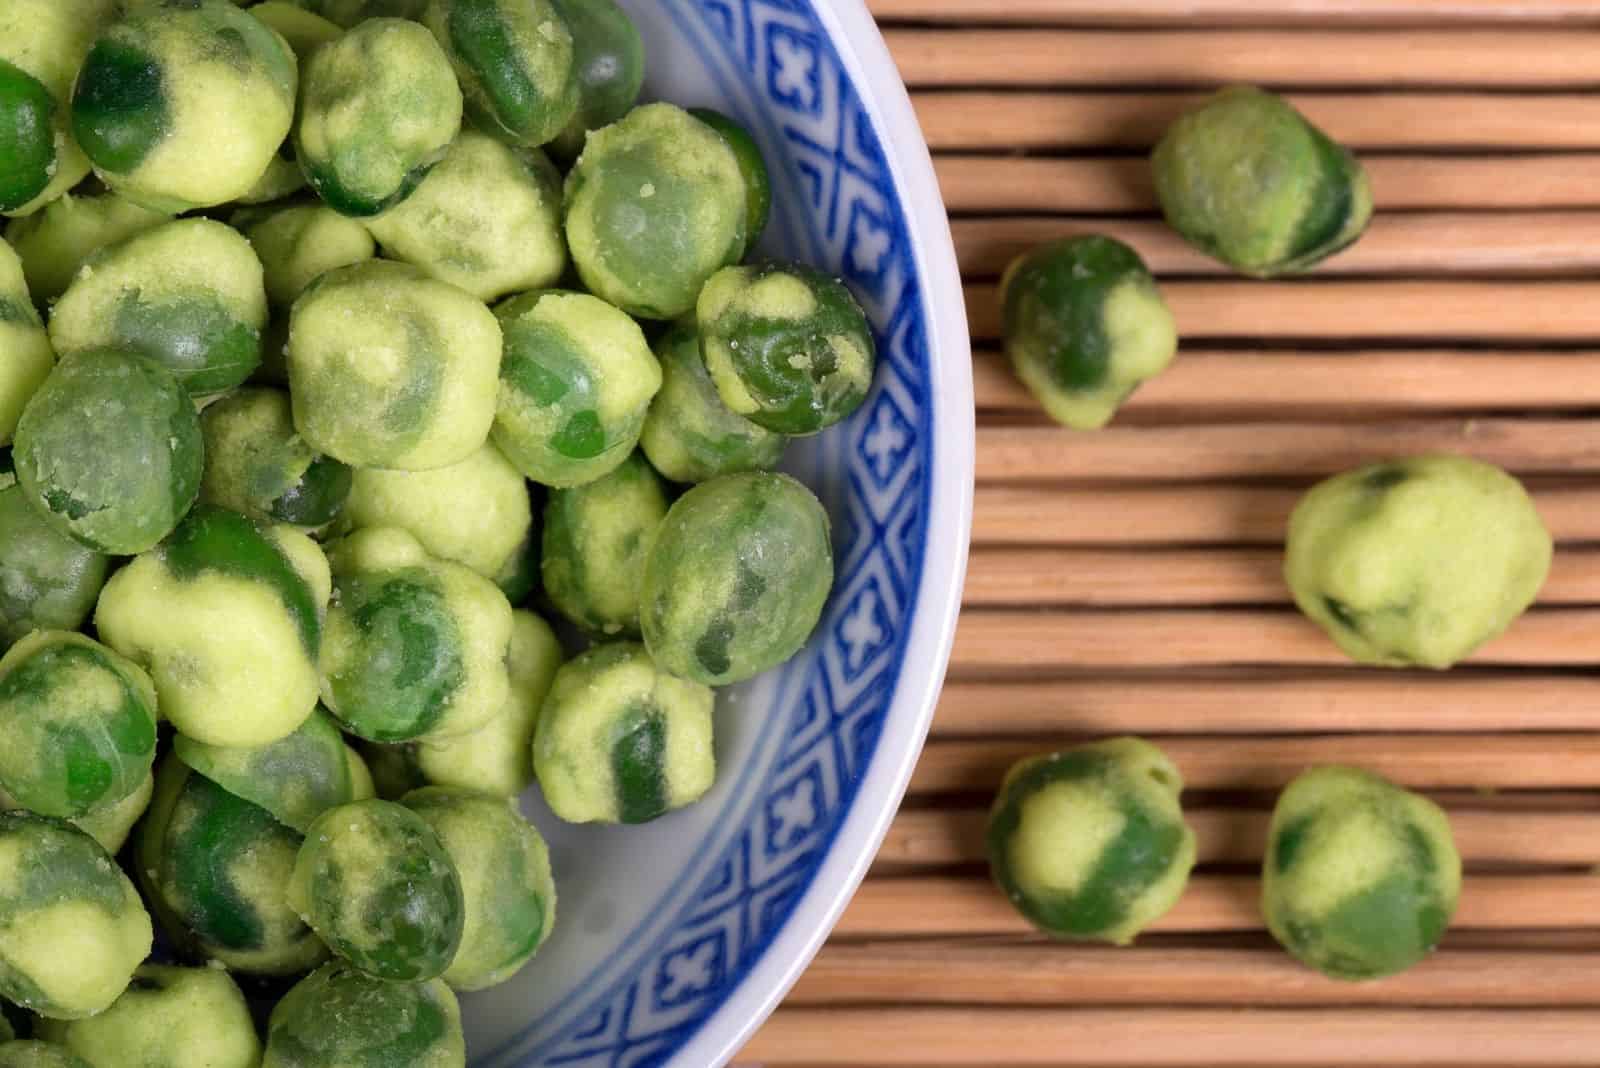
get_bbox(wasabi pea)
[689,108,771,253]
[3,193,168,303]
[493,289,661,487]
[414,610,562,797]
[365,131,566,302]
[1000,236,1178,431]
[248,2,342,61]
[988,737,1196,945]
[293,0,430,25]
[1285,455,1552,669]
[0,238,53,446]
[423,0,578,148]
[236,202,376,308]
[95,504,330,748]
[1263,766,1460,979]
[289,799,464,981]
[534,642,714,824]
[0,485,107,649]
[565,103,747,319]
[199,387,353,528]
[263,962,464,1068]
[641,471,832,686]
[543,451,667,635]
[71,0,298,211]
[0,1043,90,1068]
[288,260,502,471]
[27,771,150,856]
[403,787,556,990]
[138,756,327,975]
[295,18,462,217]
[37,966,260,1068]
[697,262,876,435]
[320,527,512,742]
[0,813,151,1019]
[13,347,202,555]
[1152,85,1373,277]
[546,0,643,160]
[238,151,309,206]
[0,632,157,820]
[48,218,266,395]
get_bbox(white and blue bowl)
[471,3,973,1064]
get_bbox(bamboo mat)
[739,2,1600,1064]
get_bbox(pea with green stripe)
[1152,85,1373,278]
[37,965,260,1068]
[262,962,464,1068]
[543,450,667,636]
[534,642,714,825]
[0,1042,91,1068]
[1000,235,1178,431]
[200,388,353,530]
[987,737,1197,945]
[0,237,54,447]
[0,484,107,651]
[424,0,578,148]
[1263,766,1461,980]
[3,192,169,304]
[234,202,375,310]
[545,0,642,161]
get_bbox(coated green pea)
[37,965,260,1068]
[0,64,59,216]
[546,0,642,160]
[424,0,579,148]
[236,202,376,308]
[542,450,666,635]
[0,1042,91,1068]
[0,770,152,856]
[0,236,54,447]
[0,484,107,651]
[262,962,464,1068]
[3,192,169,303]
[200,387,353,528]
[247,2,342,62]
[689,108,771,253]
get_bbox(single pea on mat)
[423,0,579,149]
[71,0,298,212]
[403,787,557,991]
[1263,766,1460,980]
[199,387,354,529]
[1000,235,1178,431]
[288,799,465,982]
[0,812,152,1019]
[262,962,465,1068]
[0,770,153,856]
[3,192,169,304]
[546,0,643,160]
[689,108,772,256]
[534,641,715,825]
[543,450,668,636]
[13,347,203,555]
[1151,85,1373,278]
[0,236,54,447]
[564,102,748,320]
[1285,454,1552,669]
[36,965,261,1068]
[0,1042,91,1068]
[641,471,833,687]
[0,485,108,650]
[235,201,376,309]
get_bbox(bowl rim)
[674,1,975,1064]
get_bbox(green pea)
[1263,766,1460,979]
[424,0,578,148]
[493,289,661,487]
[689,108,770,253]
[988,737,1197,945]
[0,769,152,856]
[535,642,714,824]
[641,471,832,686]
[697,262,876,435]
[36,966,260,1068]
[236,202,376,308]
[262,962,464,1068]
[13,347,202,555]
[0,237,53,447]
[247,2,343,61]
[0,813,151,1019]
[1152,85,1373,277]
[543,450,666,635]
[564,102,747,319]
[3,192,169,303]
[1000,235,1178,431]
[236,149,309,206]
[200,387,353,528]
[0,1042,91,1068]
[494,525,541,604]
[0,486,107,652]
[0,64,58,215]
[1285,455,1552,669]
[546,0,642,161]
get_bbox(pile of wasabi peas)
[0,0,877,1062]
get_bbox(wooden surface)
[740,2,1600,1064]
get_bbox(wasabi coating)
[95,505,330,747]
[641,472,833,686]
[689,108,771,253]
[0,238,53,446]
[423,0,578,148]
[263,962,464,1068]
[493,289,661,487]
[1263,766,1460,979]
[987,737,1197,945]
[137,757,327,975]
[1000,235,1178,431]
[364,131,566,302]
[534,642,714,825]
[0,1043,90,1068]
[3,193,168,303]
[0,485,108,649]
[48,218,266,395]
[404,788,556,991]
[697,262,876,435]
[565,103,747,319]
[248,2,342,61]
[0,770,153,855]
[0,813,151,1019]
[0,631,156,820]
[71,0,298,212]
[199,387,353,528]
[13,348,202,555]
[1285,455,1552,669]
[289,799,464,981]
[543,451,667,635]
[238,151,308,206]
[546,0,642,160]
[288,260,502,471]
[295,18,462,218]
[341,440,532,583]
[236,202,376,308]
[414,610,563,797]
[0,1,117,217]
[37,965,260,1068]
[1152,86,1373,277]
[320,527,512,742]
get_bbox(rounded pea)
[262,962,464,1068]
[200,387,353,528]
[37,965,260,1068]
[3,192,169,304]
[246,2,342,62]
[546,0,642,160]
[0,769,152,856]
[0,1042,91,1068]
[423,0,578,148]
[641,471,832,686]
[0,484,107,651]
[542,450,667,635]
[689,108,771,253]
[236,202,376,309]
[0,237,54,447]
